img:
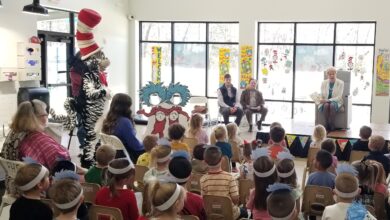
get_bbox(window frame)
[257,21,376,121]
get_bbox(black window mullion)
[171,22,175,84]
[205,23,209,97]
[291,22,297,119]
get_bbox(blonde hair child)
[187,113,209,144]
[143,145,172,183]
[310,124,327,148]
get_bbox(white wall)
[0,0,129,126]
[129,0,390,124]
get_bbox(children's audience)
[307,150,336,188]
[95,158,139,220]
[10,163,52,220]
[187,113,209,144]
[200,146,247,219]
[49,179,84,220]
[247,150,277,220]
[322,164,376,220]
[352,125,372,151]
[240,143,254,180]
[310,124,327,148]
[268,126,289,159]
[85,144,116,185]
[214,125,232,159]
[167,155,206,220]
[191,144,208,174]
[137,135,158,167]
[266,184,298,220]
[364,135,390,176]
[143,145,171,182]
[321,138,338,169]
[169,123,190,153]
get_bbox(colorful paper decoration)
[349,139,358,146]
[151,46,162,83]
[375,48,390,96]
[219,48,230,87]
[239,45,253,89]
[298,136,309,148]
[286,134,297,148]
[337,139,349,152]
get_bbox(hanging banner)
[286,134,297,148]
[349,139,358,146]
[219,48,230,87]
[337,139,349,152]
[376,48,390,96]
[240,45,253,89]
[298,136,309,148]
[151,46,162,83]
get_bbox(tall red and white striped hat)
[76,8,101,60]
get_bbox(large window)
[257,22,375,123]
[139,22,239,113]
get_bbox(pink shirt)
[188,129,209,145]
[18,131,70,170]
[246,189,272,220]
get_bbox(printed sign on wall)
[240,45,253,89]
[376,48,390,96]
[219,48,230,87]
[152,46,162,83]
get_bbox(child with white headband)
[266,183,298,220]
[322,164,376,220]
[276,152,302,213]
[143,145,172,183]
[10,163,52,220]
[148,181,186,220]
[49,179,84,220]
[246,148,277,220]
[95,158,139,220]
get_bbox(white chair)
[315,70,352,129]
[0,157,25,215]
[189,96,211,127]
[99,133,132,163]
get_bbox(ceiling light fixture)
[23,0,48,16]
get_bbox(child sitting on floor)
[268,126,289,159]
[191,144,208,174]
[310,124,327,148]
[85,144,116,185]
[365,135,390,176]
[169,123,190,153]
[352,125,372,152]
[214,124,232,160]
[187,113,209,144]
[137,135,158,167]
[321,138,338,170]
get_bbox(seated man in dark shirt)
[364,135,390,176]
[352,125,372,151]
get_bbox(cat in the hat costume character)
[51,9,111,168]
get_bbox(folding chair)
[0,157,25,215]
[203,195,234,220]
[221,155,231,173]
[89,204,124,220]
[183,137,199,154]
[100,133,132,163]
[301,185,335,219]
[238,179,254,206]
[349,150,369,163]
[182,215,200,220]
[230,140,241,163]
[81,182,101,204]
[187,173,203,194]
[301,147,319,191]
[134,165,149,192]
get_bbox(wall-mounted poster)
[219,48,230,87]
[376,49,390,96]
[240,45,253,89]
[152,46,162,83]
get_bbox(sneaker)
[248,125,253,132]
[256,121,262,130]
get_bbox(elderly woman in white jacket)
[319,67,344,131]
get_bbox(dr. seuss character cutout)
[137,82,190,138]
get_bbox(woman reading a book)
[240,78,268,132]
[318,66,344,131]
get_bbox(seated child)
[214,124,232,159]
[246,148,277,220]
[191,144,208,174]
[307,150,336,188]
[10,163,52,220]
[240,142,254,180]
[226,123,243,172]
[365,135,390,176]
[310,124,327,148]
[143,145,171,182]
[95,158,139,220]
[267,183,298,220]
[267,122,286,147]
[49,179,84,220]
[137,135,158,167]
[268,126,289,159]
[321,138,338,170]
[322,164,376,220]
[352,125,372,151]
[169,123,190,153]
[85,144,116,185]
[200,146,247,219]
[187,113,209,144]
